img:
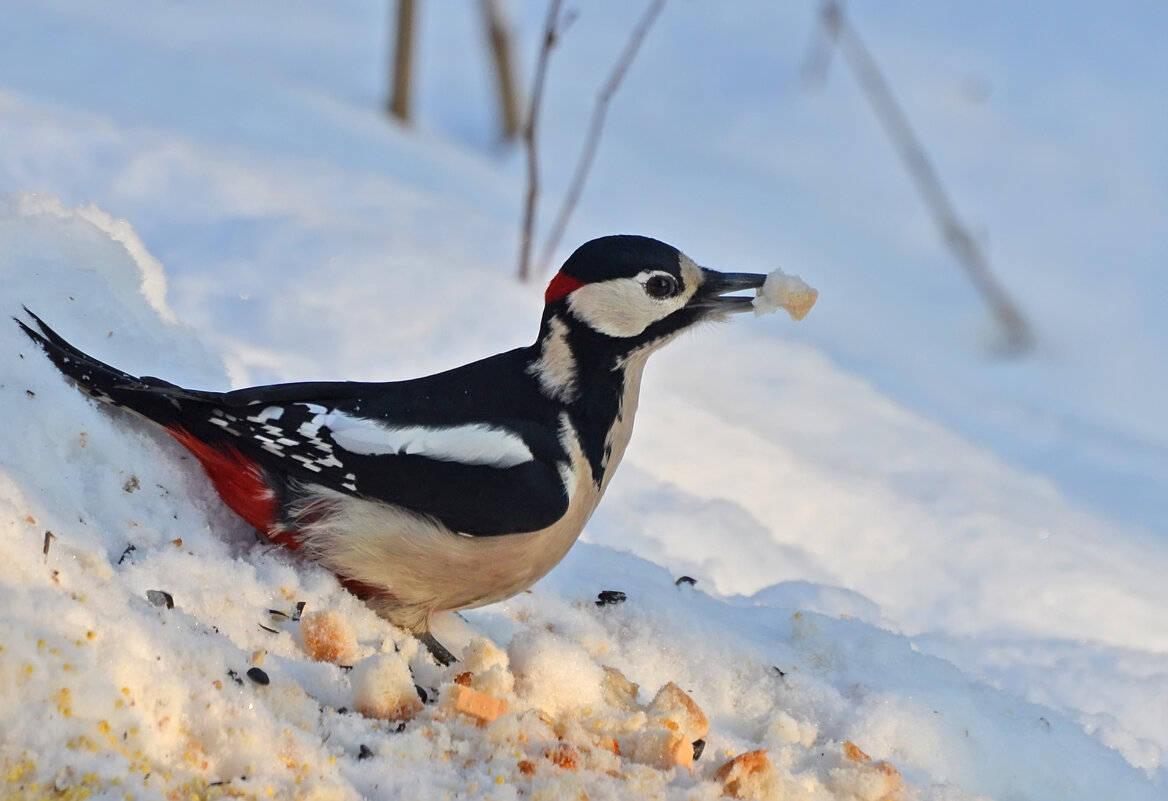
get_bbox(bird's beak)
[688,268,767,314]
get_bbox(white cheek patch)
[567,261,698,338]
[312,409,534,468]
[677,252,703,293]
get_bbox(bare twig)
[518,0,565,281]
[480,0,523,141]
[800,0,842,88]
[814,1,1033,353]
[388,0,417,123]
[536,0,668,276]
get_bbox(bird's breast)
[290,413,602,630]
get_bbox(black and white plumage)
[17,235,769,661]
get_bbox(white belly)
[290,414,603,633]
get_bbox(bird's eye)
[644,274,678,299]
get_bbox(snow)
[1,1,1167,799]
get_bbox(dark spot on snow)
[42,531,55,559]
[772,666,787,678]
[357,744,374,760]
[146,590,174,609]
[123,475,140,493]
[336,707,348,715]
[227,669,244,685]
[118,544,137,565]
[246,667,270,686]
[414,685,428,704]
[596,590,627,607]
[258,623,279,635]
[338,665,353,672]
[675,575,697,587]
[293,601,306,621]
[267,609,289,621]
[692,739,706,761]
[25,389,35,398]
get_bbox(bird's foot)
[418,631,458,667]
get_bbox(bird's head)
[542,235,766,355]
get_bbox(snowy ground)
[1,1,1166,799]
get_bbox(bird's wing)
[190,398,571,537]
[16,309,570,537]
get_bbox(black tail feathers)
[16,308,187,427]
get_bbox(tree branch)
[517,0,565,281]
[535,0,667,276]
[816,1,1033,353]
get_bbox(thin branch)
[388,0,417,124]
[800,0,843,88]
[815,1,1033,353]
[518,0,565,281]
[480,0,522,141]
[535,0,667,276]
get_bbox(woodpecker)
[18,235,770,663]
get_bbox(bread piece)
[443,683,509,725]
[461,638,514,696]
[753,269,818,321]
[714,749,778,800]
[601,666,640,712]
[299,610,357,664]
[646,682,709,742]
[621,726,693,771]
[544,742,580,771]
[842,740,870,762]
[834,742,902,801]
[350,653,422,721]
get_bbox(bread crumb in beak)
[753,269,819,321]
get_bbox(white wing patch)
[310,409,535,469]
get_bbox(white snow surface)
[1,1,1167,799]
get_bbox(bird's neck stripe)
[528,315,579,404]
[545,271,585,304]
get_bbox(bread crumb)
[714,749,778,800]
[601,666,640,712]
[545,742,580,771]
[621,726,692,771]
[833,742,902,801]
[646,682,708,742]
[462,637,515,696]
[443,683,509,725]
[843,740,870,762]
[299,609,357,664]
[754,269,818,321]
[350,653,422,722]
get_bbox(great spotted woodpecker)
[18,235,769,663]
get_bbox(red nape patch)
[167,426,279,537]
[544,270,585,304]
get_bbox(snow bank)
[1,199,1160,799]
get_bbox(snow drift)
[1,196,1161,800]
